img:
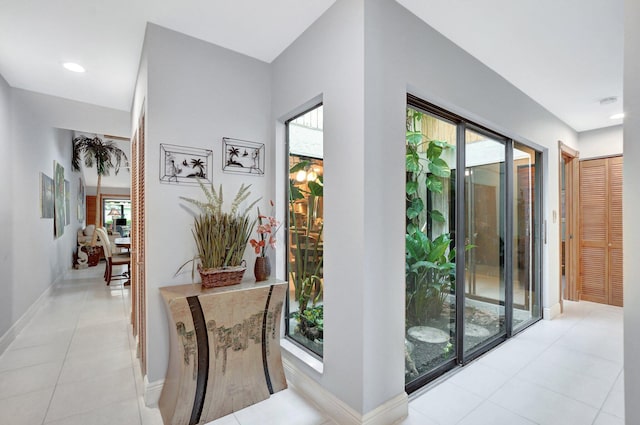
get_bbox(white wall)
[578,125,623,159]
[6,93,79,340]
[0,85,131,344]
[624,0,640,421]
[273,0,578,417]
[0,74,14,336]
[140,24,272,385]
[367,0,577,318]
[271,0,370,414]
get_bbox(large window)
[286,105,324,356]
[405,96,542,392]
[102,197,131,236]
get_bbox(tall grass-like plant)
[179,179,260,272]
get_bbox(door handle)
[608,243,612,247]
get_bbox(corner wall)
[271,0,370,415]
[624,0,640,421]
[274,0,578,418]
[140,24,272,385]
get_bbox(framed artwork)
[222,137,264,175]
[64,179,70,226]
[160,144,213,185]
[77,177,85,222]
[40,172,54,218]
[54,161,65,238]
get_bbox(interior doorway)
[559,142,580,305]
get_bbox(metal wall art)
[160,144,213,185]
[222,137,264,176]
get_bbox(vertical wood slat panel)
[579,159,608,304]
[610,247,623,306]
[579,160,607,242]
[609,158,623,244]
[131,132,138,335]
[580,246,607,303]
[579,156,623,307]
[609,157,623,306]
[139,112,147,375]
[130,110,147,375]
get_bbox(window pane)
[287,105,324,356]
[464,129,506,355]
[405,107,457,385]
[103,198,131,236]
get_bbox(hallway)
[0,267,625,424]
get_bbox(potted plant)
[179,179,260,288]
[405,110,456,325]
[249,201,282,281]
[72,135,128,266]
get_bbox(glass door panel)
[405,107,457,386]
[464,129,506,355]
[513,143,541,330]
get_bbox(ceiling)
[0,0,623,133]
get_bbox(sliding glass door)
[463,129,507,356]
[405,106,457,385]
[405,95,542,391]
[512,143,542,330]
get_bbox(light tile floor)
[404,300,625,425]
[0,267,625,425]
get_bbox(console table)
[159,278,287,425]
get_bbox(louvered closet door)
[608,157,623,306]
[579,157,623,306]
[580,159,608,304]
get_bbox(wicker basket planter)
[198,264,246,288]
[81,245,102,267]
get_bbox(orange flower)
[250,239,265,254]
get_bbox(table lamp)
[108,207,121,232]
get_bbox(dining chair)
[95,227,131,285]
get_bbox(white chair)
[95,228,131,285]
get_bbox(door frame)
[559,142,580,303]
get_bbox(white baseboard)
[0,275,60,355]
[283,357,408,425]
[144,376,164,407]
[543,302,562,320]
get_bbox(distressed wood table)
[159,278,287,425]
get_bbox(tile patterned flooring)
[0,267,625,425]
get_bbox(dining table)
[114,237,131,250]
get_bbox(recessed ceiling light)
[610,113,625,120]
[63,62,85,73]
